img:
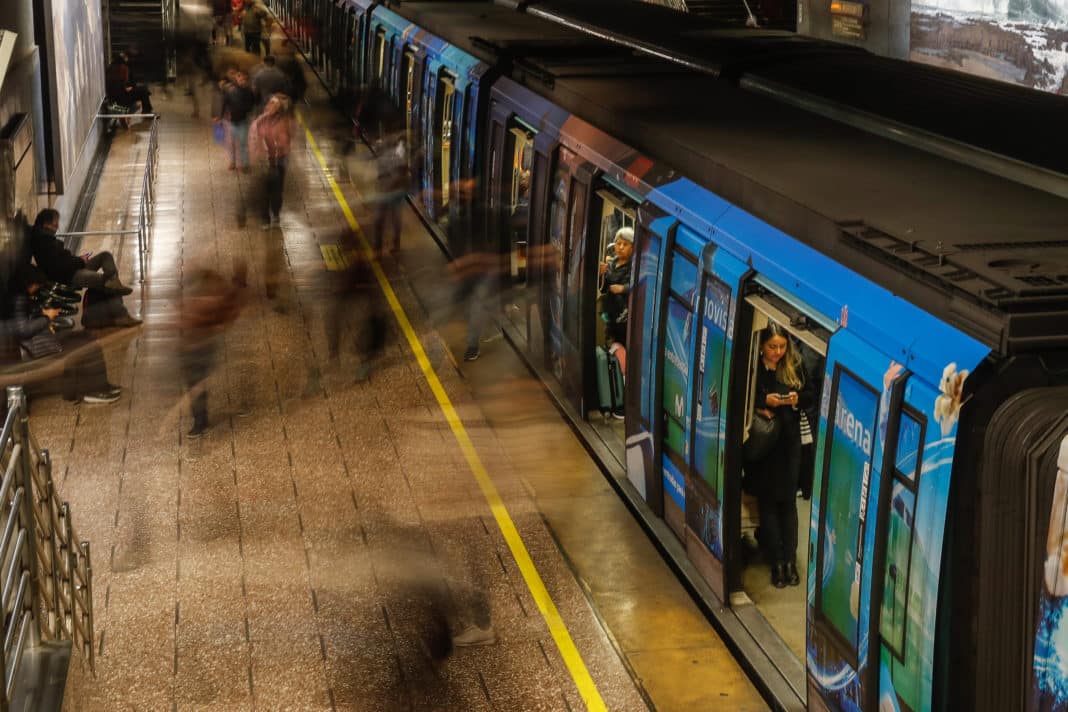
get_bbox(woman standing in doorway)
[748,322,814,588]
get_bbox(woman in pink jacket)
[249,93,294,227]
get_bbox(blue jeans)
[228,120,249,168]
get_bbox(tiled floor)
[28,51,769,711]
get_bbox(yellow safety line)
[296,112,608,712]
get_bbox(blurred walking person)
[249,93,293,307]
[179,266,246,438]
[249,93,293,227]
[221,69,255,170]
[240,0,268,56]
[372,133,408,256]
[323,229,387,382]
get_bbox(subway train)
[267,0,1068,709]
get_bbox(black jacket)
[29,226,83,285]
[222,85,256,123]
[746,358,815,500]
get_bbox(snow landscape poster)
[911,0,1068,94]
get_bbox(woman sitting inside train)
[745,322,815,588]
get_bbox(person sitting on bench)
[27,209,141,328]
[10,265,123,405]
[29,209,134,294]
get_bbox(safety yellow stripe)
[296,112,607,712]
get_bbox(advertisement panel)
[44,0,106,192]
[818,369,878,653]
[911,0,1068,95]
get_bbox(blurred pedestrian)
[179,266,246,438]
[211,0,233,45]
[221,69,255,170]
[251,55,289,109]
[372,134,408,256]
[274,40,307,104]
[323,229,387,382]
[240,0,268,56]
[249,93,293,227]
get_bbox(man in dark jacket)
[29,210,133,296]
[28,210,141,329]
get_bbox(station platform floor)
[30,62,770,711]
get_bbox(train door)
[655,226,703,540]
[503,124,534,338]
[728,283,831,667]
[623,210,670,508]
[803,320,935,711]
[543,146,592,410]
[680,243,746,602]
[589,181,637,434]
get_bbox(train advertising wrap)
[1033,435,1068,711]
[662,297,693,460]
[692,276,731,557]
[819,370,878,653]
[876,369,972,712]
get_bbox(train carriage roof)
[384,0,1068,354]
[539,66,1068,353]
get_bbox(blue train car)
[283,2,1068,710]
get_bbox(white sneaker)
[452,624,496,647]
[81,391,120,405]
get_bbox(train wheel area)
[22,45,772,710]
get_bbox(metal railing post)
[80,541,94,671]
[6,388,40,644]
[36,449,60,640]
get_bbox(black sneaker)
[463,346,479,362]
[105,383,122,396]
[186,423,208,439]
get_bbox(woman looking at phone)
[748,322,815,588]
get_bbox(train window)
[401,48,417,149]
[880,409,925,662]
[895,411,923,482]
[507,126,534,285]
[373,28,386,84]
[816,367,879,658]
[662,251,699,465]
[437,74,456,217]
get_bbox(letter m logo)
[674,392,686,419]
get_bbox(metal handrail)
[56,113,161,285]
[0,386,96,711]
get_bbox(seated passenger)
[28,209,142,329]
[10,266,122,405]
[599,226,634,348]
[29,209,132,295]
[106,52,154,114]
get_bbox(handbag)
[213,121,227,146]
[744,409,781,462]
